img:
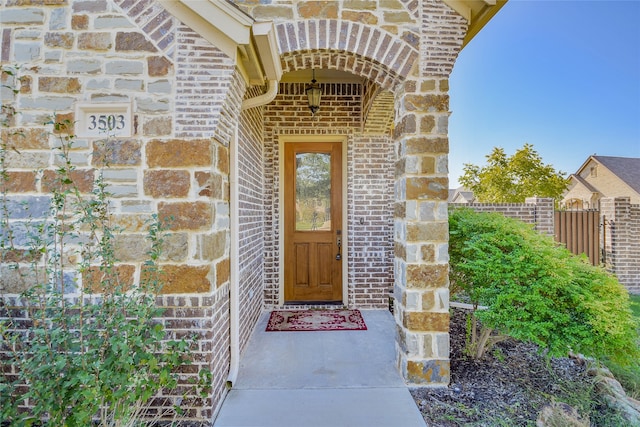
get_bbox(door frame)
[278,135,348,306]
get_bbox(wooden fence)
[554,210,600,265]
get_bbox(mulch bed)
[410,308,597,426]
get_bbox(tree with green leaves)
[459,144,569,203]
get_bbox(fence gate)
[554,210,600,265]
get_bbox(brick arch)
[275,19,418,90]
[399,0,421,19]
[113,0,177,58]
[363,90,395,135]
[280,51,401,92]
[279,50,399,134]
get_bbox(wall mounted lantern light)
[306,69,322,115]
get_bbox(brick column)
[525,197,555,236]
[393,78,450,385]
[601,197,640,293]
[601,197,622,277]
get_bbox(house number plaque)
[75,103,132,138]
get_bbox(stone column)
[393,77,450,385]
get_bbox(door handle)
[336,230,342,260]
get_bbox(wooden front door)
[284,142,343,303]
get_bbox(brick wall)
[238,0,421,85]
[155,293,228,420]
[263,82,365,308]
[175,25,236,139]
[262,82,395,309]
[450,197,555,236]
[601,197,640,294]
[237,83,267,353]
[0,0,239,422]
[421,0,468,77]
[349,136,395,307]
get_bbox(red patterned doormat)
[266,309,367,332]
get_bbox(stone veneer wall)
[392,77,454,386]
[389,0,468,387]
[0,0,248,422]
[601,197,640,294]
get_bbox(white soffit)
[252,21,282,82]
[159,0,282,85]
[158,0,252,60]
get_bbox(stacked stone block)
[393,77,452,385]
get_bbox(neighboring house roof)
[568,173,598,193]
[563,155,640,206]
[448,186,475,203]
[592,155,640,195]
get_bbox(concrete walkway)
[213,310,426,427]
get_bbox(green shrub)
[606,294,640,399]
[630,295,640,319]
[449,208,639,364]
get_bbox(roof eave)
[158,0,282,86]
[444,0,509,49]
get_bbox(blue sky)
[448,0,640,188]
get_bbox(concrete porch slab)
[213,388,425,427]
[213,310,426,427]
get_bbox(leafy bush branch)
[449,208,639,365]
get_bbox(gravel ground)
[410,308,621,426]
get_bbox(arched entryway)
[159,0,465,392]
[254,13,454,384]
